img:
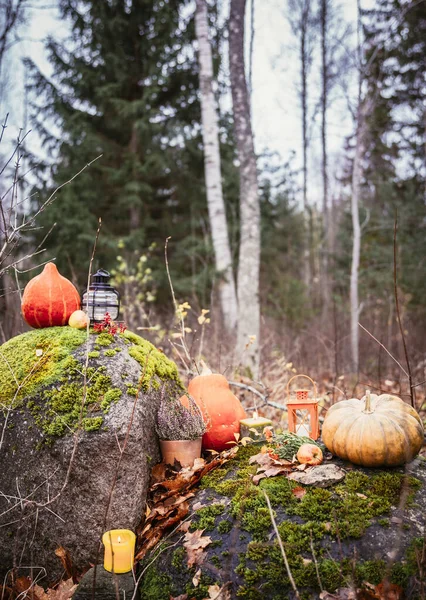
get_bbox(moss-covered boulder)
[138,446,426,599]
[0,327,182,581]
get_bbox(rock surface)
[137,446,426,599]
[289,463,347,487]
[73,566,139,600]
[0,327,181,581]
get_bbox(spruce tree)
[26,0,206,291]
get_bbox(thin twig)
[310,529,323,592]
[358,322,408,378]
[393,212,415,408]
[263,490,301,600]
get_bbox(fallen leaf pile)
[135,447,239,561]
[1,576,77,600]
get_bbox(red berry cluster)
[93,312,127,336]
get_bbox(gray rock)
[74,566,139,600]
[0,328,181,582]
[289,464,347,487]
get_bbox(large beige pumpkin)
[322,391,424,467]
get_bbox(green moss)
[104,349,117,357]
[210,555,221,567]
[123,330,183,390]
[195,442,424,598]
[26,359,121,442]
[1,327,182,445]
[191,503,225,531]
[218,520,233,534]
[81,416,103,431]
[96,333,114,346]
[140,566,173,600]
[171,547,185,569]
[0,327,86,407]
[184,572,215,600]
[101,388,122,412]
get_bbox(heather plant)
[156,392,207,441]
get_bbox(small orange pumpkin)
[22,263,81,328]
[181,372,247,452]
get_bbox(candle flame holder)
[286,374,319,440]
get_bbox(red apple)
[297,443,323,465]
[68,310,89,329]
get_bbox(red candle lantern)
[286,374,319,440]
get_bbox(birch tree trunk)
[350,102,367,373]
[229,0,261,376]
[288,0,314,293]
[195,0,238,331]
[320,0,330,313]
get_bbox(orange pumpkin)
[181,373,247,452]
[21,263,81,328]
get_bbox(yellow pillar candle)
[102,529,136,573]
[240,412,273,441]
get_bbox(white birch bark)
[195,0,238,331]
[229,0,261,376]
[350,102,367,373]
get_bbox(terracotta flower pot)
[159,438,202,468]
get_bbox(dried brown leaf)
[192,569,202,587]
[46,579,77,600]
[292,486,306,500]
[252,473,267,485]
[183,529,212,567]
[374,582,403,599]
[263,466,291,478]
[151,462,167,485]
[54,549,76,582]
[203,584,231,600]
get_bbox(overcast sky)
[1,0,365,207]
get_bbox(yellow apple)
[296,443,323,465]
[68,310,89,329]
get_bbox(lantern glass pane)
[82,289,119,322]
[294,409,311,437]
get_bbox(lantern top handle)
[286,374,317,403]
[92,269,112,286]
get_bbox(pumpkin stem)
[363,389,373,413]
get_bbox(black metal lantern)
[82,269,120,323]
